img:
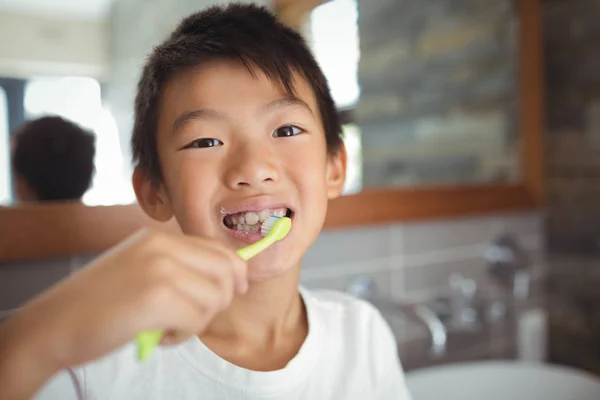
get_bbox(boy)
[0,4,412,399]
[11,116,96,202]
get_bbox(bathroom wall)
[543,0,600,376]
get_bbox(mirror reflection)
[310,0,521,190]
[2,77,135,206]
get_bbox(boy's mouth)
[223,207,293,232]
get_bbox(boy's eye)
[181,138,223,149]
[273,125,303,138]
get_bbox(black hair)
[11,116,96,201]
[131,3,342,184]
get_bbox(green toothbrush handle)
[135,330,163,361]
[235,237,273,261]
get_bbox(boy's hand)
[0,228,247,383]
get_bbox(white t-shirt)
[35,288,412,399]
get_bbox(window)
[24,77,135,205]
[341,123,362,195]
[311,0,363,194]
[310,0,360,109]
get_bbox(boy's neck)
[200,263,306,345]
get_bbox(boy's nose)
[224,144,280,190]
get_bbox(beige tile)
[389,257,406,296]
[400,256,488,294]
[389,222,405,255]
[520,232,544,251]
[386,313,430,343]
[500,211,544,237]
[396,214,504,255]
[303,225,391,268]
[528,248,548,279]
[300,268,392,297]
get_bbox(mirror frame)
[0,0,543,262]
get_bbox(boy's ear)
[132,167,173,222]
[326,143,347,200]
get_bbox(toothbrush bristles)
[260,215,281,237]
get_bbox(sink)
[406,361,600,400]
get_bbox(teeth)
[258,211,270,222]
[225,207,290,231]
[244,212,259,225]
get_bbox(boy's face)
[135,60,346,281]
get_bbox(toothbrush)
[135,215,292,361]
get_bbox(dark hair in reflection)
[131,3,342,184]
[11,115,96,201]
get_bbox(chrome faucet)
[484,234,531,300]
[345,275,447,357]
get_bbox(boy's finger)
[171,248,238,297]
[170,268,233,316]
[183,237,248,295]
[160,292,211,334]
[153,235,244,294]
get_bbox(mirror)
[309,0,521,193]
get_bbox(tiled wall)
[302,211,544,301]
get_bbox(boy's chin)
[246,253,301,283]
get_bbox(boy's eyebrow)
[172,109,227,134]
[262,96,314,117]
[172,96,314,134]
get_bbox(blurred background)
[1,0,600,398]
